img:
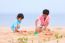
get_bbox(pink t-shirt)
[35,15,50,27]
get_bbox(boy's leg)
[36,27,43,33]
[42,27,50,32]
[15,29,20,32]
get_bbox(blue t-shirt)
[11,19,21,32]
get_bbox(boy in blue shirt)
[11,13,24,32]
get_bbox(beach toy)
[34,32,39,36]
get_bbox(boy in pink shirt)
[35,9,50,33]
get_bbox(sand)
[0,26,65,43]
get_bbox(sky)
[0,0,65,27]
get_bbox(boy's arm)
[44,16,50,29]
[44,22,49,29]
[35,19,42,28]
[15,24,20,32]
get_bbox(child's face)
[18,18,23,21]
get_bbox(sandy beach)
[0,26,65,43]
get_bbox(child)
[35,9,50,33]
[11,13,24,32]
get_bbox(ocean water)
[0,13,65,27]
[0,13,39,27]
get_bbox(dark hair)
[17,13,24,19]
[43,9,49,15]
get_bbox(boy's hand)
[15,28,19,32]
[17,24,20,28]
[15,24,20,32]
